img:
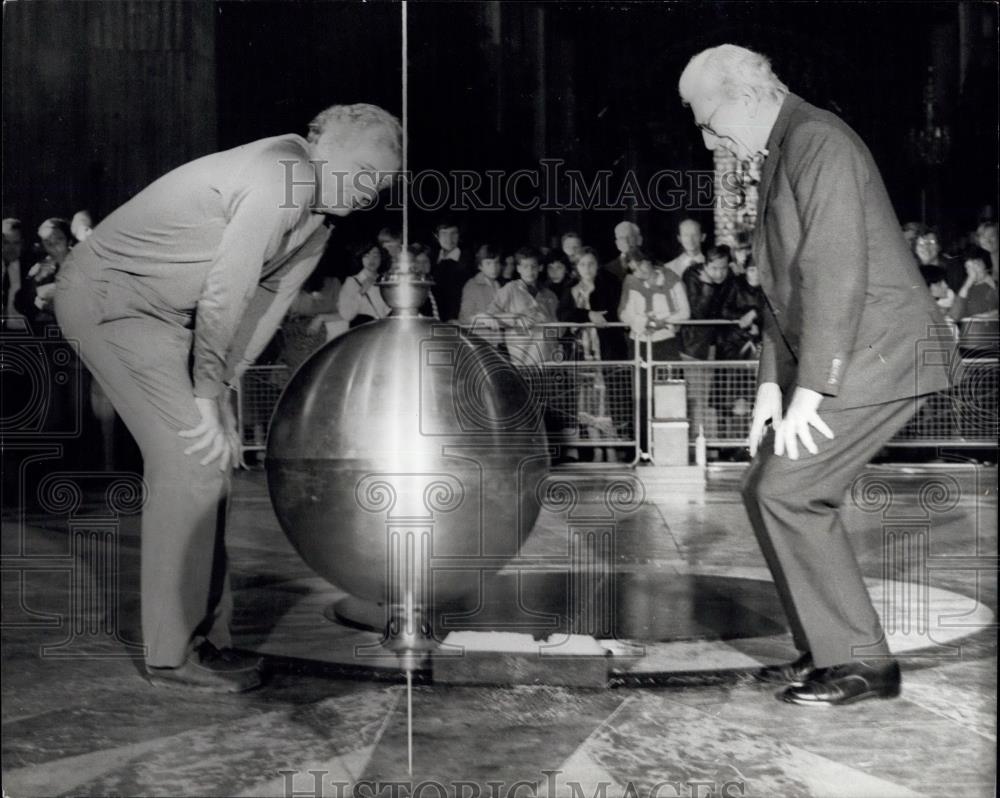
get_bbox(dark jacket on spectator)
[430,253,474,323]
[681,265,733,359]
[557,271,627,360]
[718,275,764,360]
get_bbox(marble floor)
[2,464,996,797]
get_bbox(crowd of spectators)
[3,208,997,468]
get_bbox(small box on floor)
[653,381,687,419]
[652,420,690,465]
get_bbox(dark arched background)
[3,1,997,264]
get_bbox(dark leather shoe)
[754,651,814,685]
[146,641,264,693]
[779,660,901,706]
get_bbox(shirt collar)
[764,92,804,154]
[439,247,461,262]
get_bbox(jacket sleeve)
[222,223,331,383]
[785,122,870,397]
[191,155,312,399]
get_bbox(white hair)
[307,103,402,156]
[679,45,788,105]
[614,221,640,237]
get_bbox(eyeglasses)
[696,104,724,138]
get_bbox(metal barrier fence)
[238,321,998,461]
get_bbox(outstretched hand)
[179,394,242,470]
[773,386,834,460]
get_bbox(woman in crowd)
[337,242,391,328]
[558,246,626,462]
[542,250,572,300]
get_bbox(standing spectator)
[603,221,642,282]
[486,248,566,454]
[2,218,27,331]
[681,244,734,359]
[664,218,707,279]
[16,218,74,328]
[718,260,764,360]
[430,221,473,322]
[338,242,391,328]
[542,250,572,300]
[680,244,735,440]
[560,232,583,265]
[558,246,626,461]
[619,250,690,457]
[459,244,502,327]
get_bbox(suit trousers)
[741,395,922,667]
[54,260,232,667]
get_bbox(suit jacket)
[753,94,952,410]
[601,255,627,282]
[431,249,474,323]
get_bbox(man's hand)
[748,382,783,457]
[179,395,238,470]
[588,310,607,326]
[774,386,834,460]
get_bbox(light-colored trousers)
[55,258,232,667]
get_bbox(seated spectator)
[2,217,27,331]
[542,250,572,299]
[407,242,440,320]
[560,232,583,265]
[902,221,925,252]
[718,260,764,360]
[680,244,734,360]
[337,242,390,327]
[948,253,999,356]
[430,221,473,322]
[459,244,502,327]
[16,218,74,327]
[619,249,689,360]
[916,228,966,292]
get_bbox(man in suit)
[55,104,401,692]
[602,220,642,282]
[679,45,953,706]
